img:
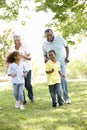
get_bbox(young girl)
[45,50,65,107]
[7,51,27,110]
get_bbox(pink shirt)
[8,43,32,71]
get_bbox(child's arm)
[8,65,17,77]
[46,68,54,74]
[58,71,65,78]
[8,74,17,77]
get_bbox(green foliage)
[0,0,30,21]
[0,0,21,21]
[0,29,13,74]
[35,0,87,43]
[0,82,87,130]
[67,58,87,79]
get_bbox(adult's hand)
[65,57,69,63]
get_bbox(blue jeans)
[24,70,34,101]
[13,83,24,101]
[49,83,63,107]
[61,64,69,101]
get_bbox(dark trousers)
[24,70,34,102]
[49,83,63,107]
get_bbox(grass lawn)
[0,81,87,130]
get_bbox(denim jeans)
[61,64,69,101]
[13,83,24,101]
[24,70,34,101]
[49,83,63,107]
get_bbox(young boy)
[45,50,65,107]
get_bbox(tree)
[35,0,87,44]
[0,0,20,21]
[0,29,13,75]
[0,0,30,21]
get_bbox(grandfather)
[42,29,71,104]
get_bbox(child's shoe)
[15,101,19,108]
[20,105,25,110]
[65,99,71,104]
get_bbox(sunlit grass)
[0,81,87,130]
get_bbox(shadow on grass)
[0,82,87,130]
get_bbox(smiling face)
[45,30,54,42]
[49,51,56,62]
[13,35,21,49]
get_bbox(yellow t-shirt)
[46,60,61,85]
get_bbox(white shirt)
[8,62,27,84]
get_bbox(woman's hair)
[13,34,21,39]
[6,51,19,64]
[48,50,56,55]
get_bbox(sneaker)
[23,100,27,105]
[59,103,63,106]
[66,99,71,104]
[15,101,19,108]
[52,103,57,107]
[57,103,59,106]
[20,105,25,110]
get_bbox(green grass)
[0,81,87,130]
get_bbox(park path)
[0,81,11,91]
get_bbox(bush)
[67,58,87,79]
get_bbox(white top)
[8,44,32,71]
[8,61,27,84]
